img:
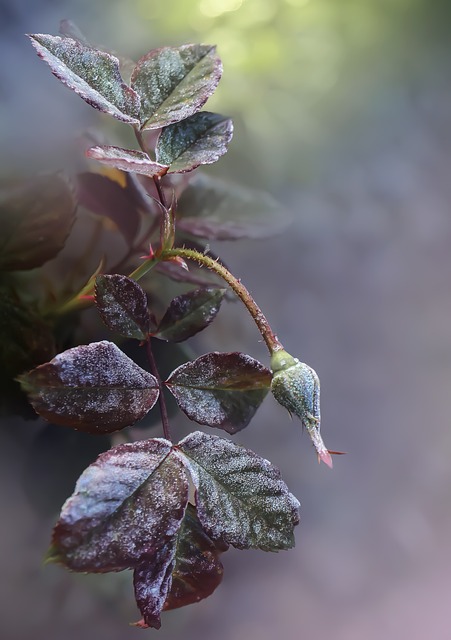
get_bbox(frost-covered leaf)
[156,288,226,343]
[177,174,290,240]
[86,145,168,177]
[163,504,227,611]
[176,431,300,551]
[0,174,76,271]
[49,438,188,572]
[19,341,159,433]
[28,34,140,124]
[134,503,227,629]
[131,45,222,130]
[133,543,175,629]
[95,274,152,340]
[77,172,141,245]
[165,352,271,433]
[156,112,233,173]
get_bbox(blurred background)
[2,0,451,638]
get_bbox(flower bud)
[270,350,333,468]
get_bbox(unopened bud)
[270,350,333,468]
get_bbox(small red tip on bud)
[318,450,333,469]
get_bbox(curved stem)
[146,339,172,441]
[162,247,283,355]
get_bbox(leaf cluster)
[8,22,302,630]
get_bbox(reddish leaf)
[0,174,76,271]
[134,544,175,630]
[165,352,271,433]
[77,172,141,245]
[163,504,227,611]
[28,34,140,124]
[131,45,222,130]
[156,112,233,173]
[86,145,168,177]
[177,174,289,240]
[48,438,188,572]
[95,274,152,340]
[19,341,159,433]
[156,287,226,343]
[176,431,300,551]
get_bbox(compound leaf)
[86,146,168,178]
[95,274,152,340]
[165,352,271,433]
[19,340,159,433]
[156,112,233,173]
[176,431,300,551]
[156,288,226,343]
[131,45,222,130]
[28,34,140,124]
[49,438,188,573]
[0,174,76,271]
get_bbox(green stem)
[162,247,283,354]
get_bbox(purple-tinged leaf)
[165,352,271,433]
[95,274,152,340]
[48,438,188,572]
[19,341,159,433]
[156,288,226,343]
[77,172,141,245]
[86,146,168,178]
[131,45,222,130]
[163,504,227,611]
[28,34,140,124]
[134,503,227,628]
[176,431,300,551]
[156,112,233,173]
[0,174,76,271]
[177,174,290,241]
[155,260,223,288]
[133,543,175,629]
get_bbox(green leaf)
[176,431,300,551]
[177,174,290,240]
[156,112,233,173]
[95,274,152,340]
[19,341,159,433]
[156,288,226,343]
[28,34,140,124]
[86,146,168,177]
[50,438,188,572]
[0,174,76,271]
[165,352,271,433]
[131,45,222,130]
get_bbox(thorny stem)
[145,338,172,441]
[161,247,284,355]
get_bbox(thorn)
[140,243,155,260]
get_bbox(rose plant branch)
[9,25,343,630]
